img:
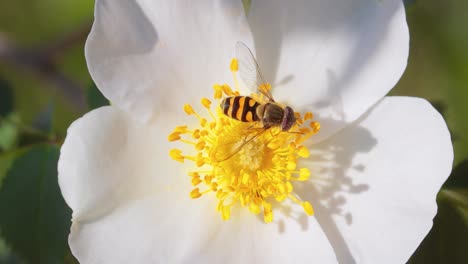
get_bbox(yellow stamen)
[304,112,313,120]
[190,188,202,199]
[222,84,234,96]
[192,176,202,186]
[263,202,273,223]
[174,125,188,133]
[302,201,314,216]
[168,132,181,142]
[213,85,223,99]
[298,168,311,181]
[221,206,231,220]
[184,104,195,115]
[201,98,211,108]
[169,149,184,163]
[297,146,310,158]
[168,58,320,223]
[230,58,239,72]
[311,121,321,132]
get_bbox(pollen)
[168,61,320,223]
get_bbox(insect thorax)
[261,103,284,128]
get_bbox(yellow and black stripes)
[221,96,260,122]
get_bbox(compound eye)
[281,106,295,131]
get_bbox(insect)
[218,42,297,161]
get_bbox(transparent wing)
[213,128,268,162]
[235,41,275,102]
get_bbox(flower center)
[168,59,320,223]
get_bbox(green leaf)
[0,236,24,264]
[440,189,468,224]
[87,83,108,110]
[0,114,20,152]
[403,0,416,8]
[0,148,26,189]
[0,145,73,264]
[443,159,468,189]
[0,78,14,116]
[408,188,468,263]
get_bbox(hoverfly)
[218,42,298,161]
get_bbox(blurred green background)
[0,0,467,263]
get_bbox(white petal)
[58,106,181,220]
[59,106,338,263]
[248,0,409,142]
[297,97,453,263]
[70,195,338,264]
[244,204,338,264]
[86,0,253,122]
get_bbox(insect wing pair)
[217,42,297,161]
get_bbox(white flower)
[58,0,453,263]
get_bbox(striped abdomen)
[221,96,260,122]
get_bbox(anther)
[230,58,239,72]
[222,84,234,96]
[298,168,311,181]
[195,141,206,150]
[190,188,202,199]
[201,98,211,108]
[311,121,321,132]
[287,161,296,170]
[192,129,200,139]
[297,146,310,158]
[169,149,184,163]
[304,112,314,120]
[168,132,181,142]
[174,125,188,133]
[302,201,314,216]
[184,104,195,115]
[200,118,207,127]
[192,176,202,186]
[221,206,231,220]
[263,203,273,223]
[213,85,223,99]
